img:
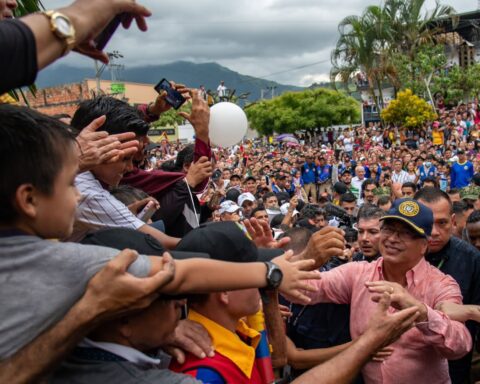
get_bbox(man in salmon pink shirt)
[287,198,472,384]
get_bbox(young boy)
[0,104,318,361]
[170,222,287,383]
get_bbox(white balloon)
[208,102,248,147]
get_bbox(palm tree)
[330,6,394,111]
[330,0,456,111]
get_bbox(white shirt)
[351,176,365,205]
[217,84,227,97]
[392,170,410,184]
[67,171,145,242]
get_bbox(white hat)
[218,200,241,215]
[280,203,299,216]
[238,192,256,207]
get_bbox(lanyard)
[437,257,446,270]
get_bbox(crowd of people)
[2,0,480,383]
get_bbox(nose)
[7,0,17,10]
[430,223,440,238]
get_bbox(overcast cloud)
[45,0,475,86]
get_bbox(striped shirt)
[66,171,145,242]
[391,170,410,185]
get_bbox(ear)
[219,292,229,305]
[119,319,133,339]
[451,213,457,229]
[15,184,39,219]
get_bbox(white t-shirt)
[343,137,353,152]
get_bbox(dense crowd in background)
[3,0,480,383]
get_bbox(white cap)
[238,192,256,207]
[280,203,299,216]
[218,200,241,215]
[449,156,459,163]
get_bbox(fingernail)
[200,352,206,359]
[208,350,215,357]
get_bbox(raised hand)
[366,281,428,322]
[273,250,321,305]
[185,156,213,188]
[298,227,345,269]
[76,115,139,172]
[178,89,210,143]
[364,292,420,349]
[243,217,290,249]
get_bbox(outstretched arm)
[0,250,174,383]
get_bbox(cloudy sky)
[45,0,475,86]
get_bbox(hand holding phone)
[137,200,157,223]
[154,79,186,110]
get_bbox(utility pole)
[94,50,124,93]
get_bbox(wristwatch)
[264,261,283,289]
[42,10,76,56]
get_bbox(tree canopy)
[331,0,456,109]
[246,88,360,136]
[381,88,437,128]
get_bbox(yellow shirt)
[188,309,261,378]
[432,130,443,146]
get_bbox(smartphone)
[137,200,157,223]
[154,79,186,110]
[94,14,126,51]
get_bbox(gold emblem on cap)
[399,201,420,217]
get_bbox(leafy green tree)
[392,44,446,102]
[150,103,191,128]
[331,0,456,106]
[246,88,360,136]
[381,88,437,128]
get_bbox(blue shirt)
[418,165,437,183]
[450,161,474,189]
[317,164,332,183]
[301,162,317,184]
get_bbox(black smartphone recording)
[154,79,186,110]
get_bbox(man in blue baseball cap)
[286,198,472,384]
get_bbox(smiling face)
[379,220,427,270]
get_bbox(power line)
[258,58,331,79]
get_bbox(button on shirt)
[288,257,472,384]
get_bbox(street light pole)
[94,50,124,94]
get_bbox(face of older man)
[379,220,428,270]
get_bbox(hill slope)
[36,61,303,101]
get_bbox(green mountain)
[36,61,303,101]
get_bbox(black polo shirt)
[427,236,480,384]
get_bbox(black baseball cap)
[333,182,348,195]
[176,221,283,263]
[81,228,209,260]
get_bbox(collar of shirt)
[376,257,428,288]
[188,309,260,378]
[78,338,161,367]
